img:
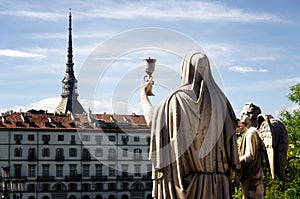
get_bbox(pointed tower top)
[55,10,85,114]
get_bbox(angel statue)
[238,102,288,199]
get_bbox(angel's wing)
[257,114,288,180]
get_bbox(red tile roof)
[0,109,148,130]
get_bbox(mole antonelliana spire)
[55,10,85,114]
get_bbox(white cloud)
[78,1,285,23]
[228,66,268,73]
[0,49,45,58]
[1,97,61,113]
[0,10,65,21]
[1,1,285,23]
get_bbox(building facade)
[0,110,152,199]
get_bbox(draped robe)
[150,52,240,199]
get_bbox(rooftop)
[0,109,148,130]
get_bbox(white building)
[0,110,152,199]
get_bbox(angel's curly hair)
[244,102,262,127]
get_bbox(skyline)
[1,0,300,118]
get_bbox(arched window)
[69,196,76,199]
[53,183,66,191]
[28,196,35,199]
[95,195,103,199]
[42,196,50,199]
[121,194,129,199]
[82,195,90,199]
[108,195,116,199]
[56,148,64,160]
[131,181,144,190]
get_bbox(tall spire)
[55,10,85,114]
[67,9,74,70]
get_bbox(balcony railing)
[55,156,65,161]
[90,176,107,181]
[65,174,82,181]
[27,155,37,161]
[117,175,133,180]
[37,176,55,181]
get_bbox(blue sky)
[0,0,299,118]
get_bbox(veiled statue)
[238,102,288,198]
[141,52,240,199]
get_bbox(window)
[14,134,22,144]
[58,135,64,141]
[81,135,90,142]
[42,148,50,157]
[122,182,129,190]
[121,164,128,177]
[28,134,34,141]
[41,183,50,192]
[83,165,90,177]
[42,164,50,177]
[134,164,141,177]
[108,183,116,190]
[122,148,128,157]
[14,148,22,157]
[28,165,36,177]
[42,135,50,144]
[56,164,63,177]
[95,164,103,177]
[95,148,103,157]
[82,148,91,160]
[134,136,140,142]
[71,135,76,144]
[95,135,102,144]
[69,164,77,176]
[68,183,77,191]
[108,148,116,160]
[28,148,36,160]
[122,136,128,145]
[14,165,22,178]
[146,182,153,190]
[27,184,36,192]
[95,183,103,190]
[108,135,116,142]
[109,164,116,177]
[69,148,77,157]
[82,183,91,191]
[147,164,152,177]
[56,148,64,160]
[133,148,142,160]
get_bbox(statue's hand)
[142,76,154,95]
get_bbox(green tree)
[279,83,300,198]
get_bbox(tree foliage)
[279,83,300,198]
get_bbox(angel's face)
[240,110,252,128]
